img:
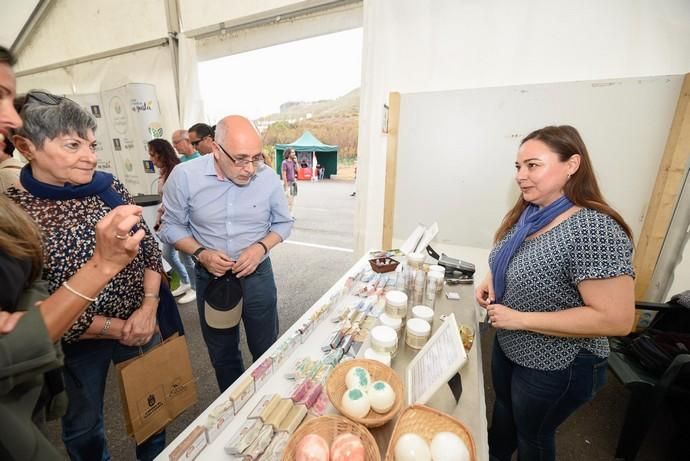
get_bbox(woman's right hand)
[92,205,147,276]
[475,272,495,308]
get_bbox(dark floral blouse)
[6,178,163,343]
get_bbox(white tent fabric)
[178,34,206,128]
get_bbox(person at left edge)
[7,91,165,461]
[160,114,293,392]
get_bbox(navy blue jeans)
[61,335,165,461]
[489,338,607,461]
[196,257,279,392]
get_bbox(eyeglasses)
[190,135,210,148]
[217,143,264,168]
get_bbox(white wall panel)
[355,0,690,256]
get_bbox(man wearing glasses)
[160,115,293,391]
[188,122,215,155]
[171,129,201,162]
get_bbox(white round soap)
[368,380,396,413]
[395,433,431,461]
[341,388,371,419]
[345,366,371,391]
[430,432,470,461]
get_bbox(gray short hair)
[17,92,97,148]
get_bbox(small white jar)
[405,318,431,349]
[411,305,434,324]
[385,290,408,319]
[407,252,425,269]
[371,325,398,357]
[379,312,403,334]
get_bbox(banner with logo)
[97,84,163,195]
[127,83,164,194]
[70,93,119,177]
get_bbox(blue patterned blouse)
[489,208,634,370]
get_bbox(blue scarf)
[490,195,573,303]
[19,165,123,207]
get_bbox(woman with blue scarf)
[475,126,635,461]
[6,92,166,461]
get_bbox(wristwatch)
[191,247,206,264]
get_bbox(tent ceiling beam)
[14,38,170,78]
[11,0,54,56]
[164,0,181,118]
[185,0,362,41]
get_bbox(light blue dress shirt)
[160,154,294,260]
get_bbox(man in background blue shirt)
[160,115,293,391]
[171,129,202,162]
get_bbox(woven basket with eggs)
[326,358,403,428]
[281,414,380,461]
[384,404,477,461]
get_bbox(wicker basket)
[369,257,400,273]
[281,414,381,461]
[326,358,403,428]
[384,404,477,461]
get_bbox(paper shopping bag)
[116,334,198,444]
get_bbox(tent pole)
[164,0,182,120]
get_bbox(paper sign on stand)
[406,312,467,404]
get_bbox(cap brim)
[205,300,242,329]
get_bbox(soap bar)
[277,404,308,434]
[248,394,281,422]
[264,398,293,428]
[229,376,255,414]
[169,426,207,461]
[204,399,235,443]
[251,358,273,390]
[224,418,263,455]
[255,431,289,461]
[243,424,274,460]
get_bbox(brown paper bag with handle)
[116,334,197,444]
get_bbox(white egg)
[368,380,396,413]
[430,432,470,461]
[341,388,371,419]
[395,433,431,461]
[345,366,371,391]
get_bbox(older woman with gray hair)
[6,90,166,461]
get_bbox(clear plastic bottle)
[424,271,444,309]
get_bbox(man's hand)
[232,244,264,278]
[0,311,26,335]
[199,249,235,277]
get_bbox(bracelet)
[143,292,160,300]
[62,281,97,302]
[256,241,268,255]
[99,317,112,337]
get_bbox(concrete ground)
[43,179,674,460]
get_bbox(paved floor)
[42,179,676,460]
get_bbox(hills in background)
[259,88,359,158]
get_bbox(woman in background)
[475,125,635,461]
[149,138,196,304]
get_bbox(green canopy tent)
[275,131,338,179]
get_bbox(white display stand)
[156,255,489,460]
